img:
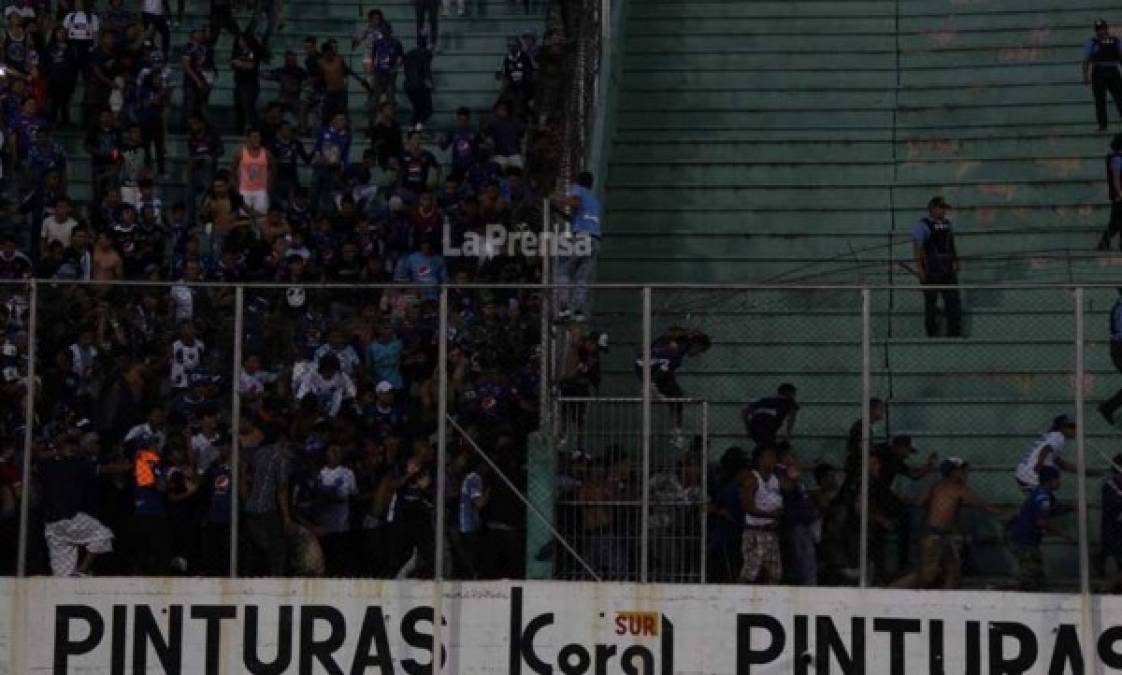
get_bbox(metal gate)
[552,397,708,583]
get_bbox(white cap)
[375,381,394,394]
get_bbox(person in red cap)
[1084,19,1122,131]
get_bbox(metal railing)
[2,279,1121,601]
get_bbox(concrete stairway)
[596,0,1121,584]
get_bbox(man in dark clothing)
[912,196,962,337]
[742,383,799,449]
[1100,134,1122,250]
[369,27,404,111]
[369,100,403,168]
[1101,455,1122,591]
[208,0,239,47]
[413,0,438,50]
[1084,19,1122,132]
[182,27,216,130]
[241,420,291,576]
[39,438,115,576]
[496,36,535,118]
[1099,289,1122,425]
[870,435,938,577]
[403,41,433,132]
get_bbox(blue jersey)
[366,338,404,389]
[463,381,513,422]
[400,251,446,286]
[1008,487,1056,547]
[372,35,403,73]
[635,335,686,372]
[568,185,601,237]
[443,129,480,172]
[1111,298,1122,341]
[314,127,351,166]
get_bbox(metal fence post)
[699,400,708,584]
[229,285,244,578]
[1074,288,1094,653]
[1074,288,1090,594]
[540,200,552,440]
[858,288,872,588]
[16,280,37,578]
[640,287,652,583]
[433,286,449,671]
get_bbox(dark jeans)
[1100,342,1122,419]
[1094,67,1122,129]
[1101,200,1122,249]
[46,79,75,126]
[140,117,167,175]
[272,165,299,207]
[244,511,286,576]
[414,0,438,44]
[183,81,211,130]
[406,86,432,126]
[234,80,260,134]
[188,162,215,226]
[202,522,231,576]
[322,90,348,125]
[209,3,241,46]
[132,514,172,575]
[922,277,962,337]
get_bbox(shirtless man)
[91,233,124,281]
[892,457,1005,589]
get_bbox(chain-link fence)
[5,280,1120,598]
[0,281,29,577]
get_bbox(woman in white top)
[1014,415,1077,491]
[739,446,785,584]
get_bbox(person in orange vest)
[230,127,274,224]
[131,443,172,574]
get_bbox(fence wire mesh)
[871,287,1079,591]
[26,281,235,577]
[4,280,1119,597]
[0,281,28,577]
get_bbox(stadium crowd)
[0,0,1118,595]
[0,0,584,579]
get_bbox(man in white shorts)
[39,437,114,576]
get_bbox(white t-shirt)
[4,6,35,22]
[1015,430,1066,487]
[141,0,165,15]
[63,11,99,41]
[170,338,205,389]
[41,216,78,248]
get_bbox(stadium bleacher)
[599,0,1120,584]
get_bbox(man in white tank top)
[739,446,784,584]
[231,128,273,222]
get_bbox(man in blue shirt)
[1008,466,1073,591]
[311,112,351,215]
[440,107,480,174]
[1100,134,1122,250]
[556,171,601,322]
[911,196,962,337]
[1084,19,1122,132]
[1099,288,1122,424]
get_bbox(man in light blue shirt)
[556,171,600,322]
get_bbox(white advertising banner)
[0,577,1120,674]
